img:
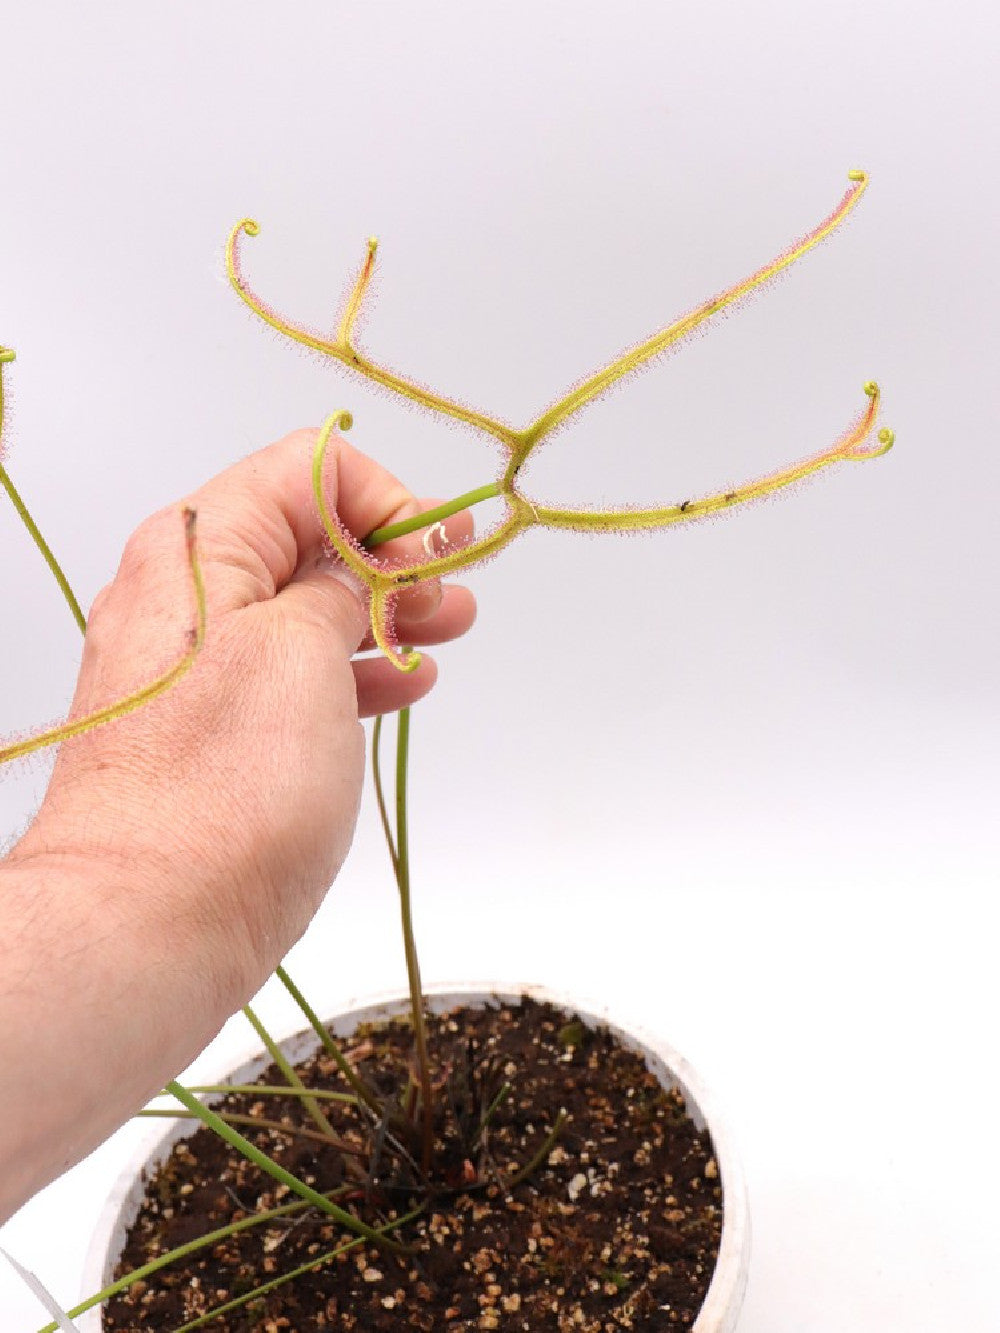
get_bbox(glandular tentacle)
[337,238,378,346]
[0,508,206,764]
[370,586,421,674]
[311,410,379,583]
[844,382,895,459]
[226,219,338,355]
[228,173,894,670]
[529,381,892,534]
[517,171,873,457]
[227,222,518,449]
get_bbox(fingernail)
[400,578,441,620]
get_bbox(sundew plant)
[226,167,894,672]
[1,171,893,1329]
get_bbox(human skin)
[0,427,476,1222]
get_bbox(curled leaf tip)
[845,380,895,459]
[847,428,895,461]
[322,408,353,435]
[239,217,260,238]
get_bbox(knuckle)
[86,581,114,623]
[116,509,173,582]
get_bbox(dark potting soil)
[102,998,722,1331]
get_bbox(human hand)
[12,426,476,996]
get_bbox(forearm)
[0,845,249,1224]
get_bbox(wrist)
[0,845,251,1221]
[4,818,255,1018]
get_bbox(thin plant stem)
[393,706,434,1176]
[1,351,206,766]
[1,457,86,632]
[0,349,85,633]
[366,522,434,1173]
[137,1106,362,1154]
[274,964,383,1115]
[506,1109,568,1189]
[371,714,398,872]
[241,1002,337,1140]
[0,466,86,634]
[34,1188,354,1332]
[163,1079,408,1252]
[162,1082,356,1103]
[0,509,206,765]
[0,356,208,766]
[169,1207,422,1333]
[364,481,502,548]
[471,1081,513,1149]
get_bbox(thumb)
[274,555,372,657]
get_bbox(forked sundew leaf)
[0,1246,82,1332]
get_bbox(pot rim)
[80,981,749,1333]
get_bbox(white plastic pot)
[82,983,750,1331]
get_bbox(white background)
[1,2,997,1329]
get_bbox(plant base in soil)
[103,998,722,1331]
